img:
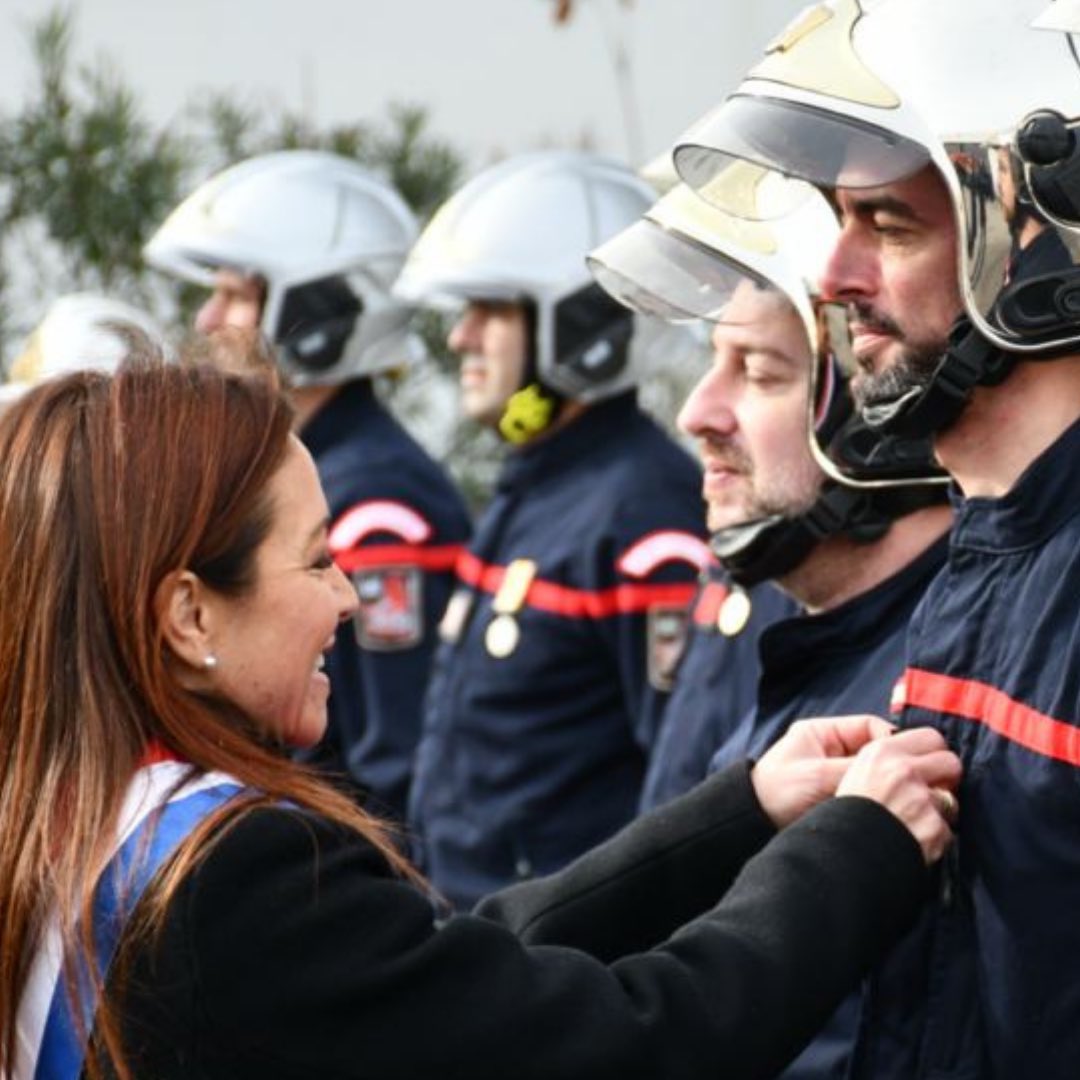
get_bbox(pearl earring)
[203,654,219,670]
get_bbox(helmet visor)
[589,218,772,324]
[675,95,931,218]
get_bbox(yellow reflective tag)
[499,383,556,443]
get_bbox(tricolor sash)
[12,760,245,1080]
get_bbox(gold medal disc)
[485,614,521,658]
[717,590,752,637]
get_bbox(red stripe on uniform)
[692,581,730,627]
[334,543,465,573]
[894,667,1080,768]
[456,551,697,618]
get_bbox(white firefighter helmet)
[393,150,697,407]
[588,173,833,345]
[143,150,422,386]
[1,293,166,406]
[1033,0,1080,32]
[588,175,944,485]
[587,178,945,584]
[671,0,1080,433]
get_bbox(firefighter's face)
[447,300,529,427]
[678,282,821,533]
[818,164,962,413]
[195,269,265,335]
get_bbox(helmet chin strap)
[710,389,946,587]
[862,221,1080,439]
[859,315,1064,440]
[711,473,946,587]
[710,484,892,588]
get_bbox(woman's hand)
[750,716,962,864]
[837,726,961,864]
[751,714,897,828]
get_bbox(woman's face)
[209,437,358,747]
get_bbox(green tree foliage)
[0,5,696,510]
[0,7,186,354]
[0,6,494,499]
[0,7,465,352]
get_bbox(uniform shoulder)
[315,426,470,544]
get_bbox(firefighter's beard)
[847,303,948,413]
[702,440,821,534]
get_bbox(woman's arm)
[475,761,775,959]
[118,791,928,1080]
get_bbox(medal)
[717,589,752,637]
[439,587,475,644]
[485,613,521,658]
[484,558,537,659]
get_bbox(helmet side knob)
[1018,110,1075,166]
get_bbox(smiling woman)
[0,357,413,1078]
[160,436,360,750]
[0,352,959,1080]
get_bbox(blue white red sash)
[12,759,244,1080]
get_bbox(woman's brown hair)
[0,355,413,1079]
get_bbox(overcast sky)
[0,0,809,168]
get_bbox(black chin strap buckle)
[802,486,857,538]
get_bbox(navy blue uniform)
[408,392,710,910]
[709,537,948,1080]
[300,379,471,821]
[640,571,796,812]
[851,417,1080,1080]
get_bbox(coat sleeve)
[475,762,776,959]
[124,788,930,1080]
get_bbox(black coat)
[114,764,928,1080]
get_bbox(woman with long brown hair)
[0,358,959,1080]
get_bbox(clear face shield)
[675,96,931,216]
[589,176,945,488]
[588,180,783,325]
[673,0,1080,358]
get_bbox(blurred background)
[0,0,807,494]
